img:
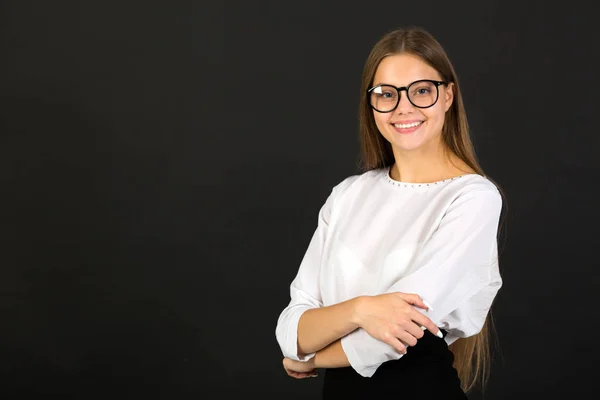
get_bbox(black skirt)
[322,330,468,399]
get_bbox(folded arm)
[276,179,363,361]
[341,188,504,377]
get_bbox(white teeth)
[394,121,423,128]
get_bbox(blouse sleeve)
[341,187,503,377]
[274,184,339,362]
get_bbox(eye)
[411,86,432,96]
[372,86,397,98]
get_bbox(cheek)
[372,112,390,131]
[423,107,445,124]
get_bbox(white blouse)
[275,167,503,378]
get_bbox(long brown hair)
[358,27,506,393]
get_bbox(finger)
[403,322,426,342]
[285,366,318,376]
[410,311,443,338]
[302,369,318,376]
[395,293,429,310]
[286,369,303,378]
[383,332,407,354]
[396,330,418,347]
[288,370,318,379]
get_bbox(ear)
[444,82,454,112]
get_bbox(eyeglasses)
[367,79,448,113]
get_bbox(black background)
[1,1,599,398]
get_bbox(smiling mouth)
[393,121,424,129]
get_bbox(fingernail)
[436,330,443,339]
[422,300,434,311]
[421,325,426,330]
[309,374,318,378]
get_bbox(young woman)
[275,26,505,398]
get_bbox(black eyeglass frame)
[367,79,448,112]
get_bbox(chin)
[390,130,442,154]
[388,135,427,153]
[392,143,424,153]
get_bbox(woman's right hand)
[353,293,442,354]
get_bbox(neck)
[390,141,470,183]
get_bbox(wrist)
[350,295,368,328]
[311,353,320,369]
[313,340,351,369]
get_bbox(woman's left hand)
[282,357,318,379]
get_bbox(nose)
[395,91,414,114]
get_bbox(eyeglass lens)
[370,80,439,111]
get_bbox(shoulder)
[330,168,384,196]
[448,174,503,214]
[454,174,501,198]
[320,168,384,211]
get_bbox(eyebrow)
[371,79,433,87]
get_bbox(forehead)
[373,53,441,86]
